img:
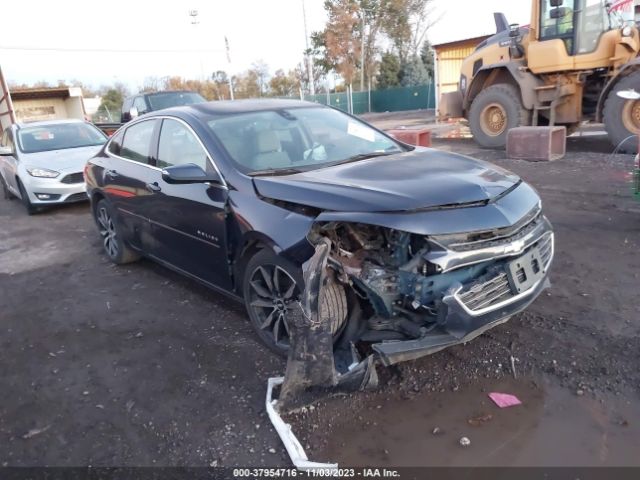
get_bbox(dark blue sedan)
[85,99,553,365]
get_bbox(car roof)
[15,119,86,130]
[125,90,202,100]
[150,98,322,118]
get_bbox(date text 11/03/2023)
[232,468,401,478]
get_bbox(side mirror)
[0,146,13,156]
[550,0,564,6]
[129,107,139,119]
[161,163,222,184]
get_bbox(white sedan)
[0,119,107,214]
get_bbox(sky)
[0,0,531,91]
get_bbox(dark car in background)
[120,90,206,122]
[85,99,553,366]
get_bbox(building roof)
[10,87,72,101]
[432,34,492,51]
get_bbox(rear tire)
[17,179,38,215]
[469,84,530,149]
[243,249,348,357]
[603,70,640,154]
[94,199,140,264]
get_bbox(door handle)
[146,182,162,193]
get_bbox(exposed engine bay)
[306,207,554,366]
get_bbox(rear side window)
[107,129,124,156]
[120,120,156,164]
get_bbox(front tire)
[469,84,530,149]
[1,175,15,200]
[17,179,38,215]
[94,199,140,264]
[603,70,640,154]
[243,249,348,357]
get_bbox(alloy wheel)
[247,264,298,349]
[97,206,119,259]
[480,102,508,137]
[622,100,640,134]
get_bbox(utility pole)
[189,10,204,81]
[225,36,235,100]
[360,12,365,92]
[302,0,315,96]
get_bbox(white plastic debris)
[459,436,471,447]
[266,377,338,471]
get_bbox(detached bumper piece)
[373,232,554,366]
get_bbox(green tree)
[420,39,434,80]
[401,55,429,87]
[97,83,129,120]
[377,51,401,89]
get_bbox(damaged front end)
[308,205,554,367]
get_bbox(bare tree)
[251,60,270,97]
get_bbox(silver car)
[0,120,107,214]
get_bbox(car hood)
[253,148,521,213]
[22,145,103,172]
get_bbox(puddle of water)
[315,377,640,467]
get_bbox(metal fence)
[302,83,435,115]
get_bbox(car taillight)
[84,163,90,182]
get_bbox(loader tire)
[469,84,530,149]
[604,70,640,154]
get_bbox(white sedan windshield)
[19,123,107,154]
[207,107,403,173]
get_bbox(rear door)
[145,117,231,290]
[102,118,161,252]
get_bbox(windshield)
[18,123,107,154]
[206,107,404,174]
[147,92,206,111]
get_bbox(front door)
[0,129,20,197]
[145,118,231,290]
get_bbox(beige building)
[10,87,87,124]
[433,35,490,118]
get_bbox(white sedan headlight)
[26,167,60,178]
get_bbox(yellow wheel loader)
[457,0,640,152]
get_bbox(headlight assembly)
[26,167,60,178]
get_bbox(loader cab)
[528,0,630,73]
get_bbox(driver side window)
[540,0,575,53]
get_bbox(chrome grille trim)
[457,232,554,314]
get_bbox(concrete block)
[507,126,566,161]
[386,128,432,147]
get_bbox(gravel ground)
[1,128,639,467]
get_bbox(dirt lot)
[1,123,639,468]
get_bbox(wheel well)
[233,240,267,294]
[597,63,640,122]
[90,191,105,216]
[466,67,520,110]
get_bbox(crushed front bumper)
[373,232,554,366]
